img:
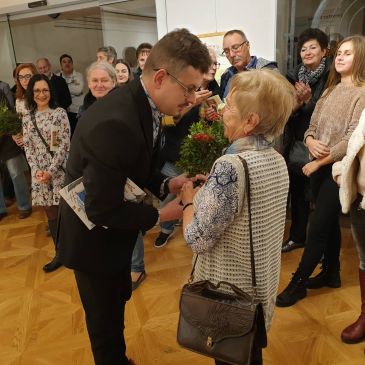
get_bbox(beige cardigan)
[332,109,365,213]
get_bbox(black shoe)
[154,231,173,248]
[276,274,307,307]
[281,239,305,253]
[18,208,32,219]
[43,256,62,273]
[307,269,341,289]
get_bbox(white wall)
[0,22,16,85]
[156,0,277,62]
[101,11,158,57]
[9,11,103,80]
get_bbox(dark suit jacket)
[50,74,72,110]
[58,79,165,274]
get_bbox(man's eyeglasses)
[18,74,32,81]
[33,88,50,95]
[153,68,200,97]
[221,41,249,56]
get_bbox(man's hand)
[159,197,183,222]
[168,174,192,195]
[306,137,330,159]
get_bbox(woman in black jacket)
[282,28,331,254]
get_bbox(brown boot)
[341,269,365,344]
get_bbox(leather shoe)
[282,239,305,253]
[19,209,32,219]
[43,256,62,273]
[132,271,146,291]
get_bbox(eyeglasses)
[33,89,50,95]
[221,41,249,56]
[211,62,221,68]
[18,74,32,81]
[153,68,200,97]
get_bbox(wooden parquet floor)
[0,203,364,365]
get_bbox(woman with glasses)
[22,74,70,273]
[13,63,38,148]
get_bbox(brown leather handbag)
[177,156,267,365]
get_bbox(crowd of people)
[0,26,365,365]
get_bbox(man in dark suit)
[36,57,72,111]
[57,29,211,365]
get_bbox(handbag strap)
[237,155,257,293]
[30,111,66,173]
[188,155,257,294]
[30,111,54,157]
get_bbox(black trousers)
[297,164,341,278]
[74,269,132,365]
[288,170,310,243]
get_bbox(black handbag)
[177,156,267,365]
[287,140,310,175]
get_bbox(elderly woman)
[282,28,331,253]
[115,59,133,85]
[181,69,294,365]
[77,61,117,118]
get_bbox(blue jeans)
[0,154,31,213]
[160,161,180,234]
[131,231,144,273]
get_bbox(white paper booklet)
[59,177,146,230]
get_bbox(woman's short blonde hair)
[229,69,295,139]
[86,61,117,83]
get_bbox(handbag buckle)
[206,336,213,348]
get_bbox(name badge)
[50,125,60,152]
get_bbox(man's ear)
[153,69,166,90]
[244,112,260,135]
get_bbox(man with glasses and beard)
[57,29,211,365]
[219,29,278,99]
